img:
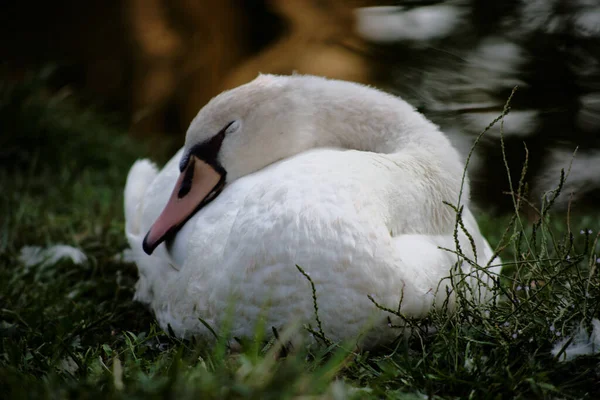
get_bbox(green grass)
[1,72,599,399]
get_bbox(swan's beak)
[142,155,224,255]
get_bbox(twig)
[296,264,332,346]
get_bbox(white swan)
[124,74,500,348]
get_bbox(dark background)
[2,0,599,213]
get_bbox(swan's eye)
[178,157,195,198]
[225,120,240,134]
[180,121,238,172]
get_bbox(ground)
[1,72,599,399]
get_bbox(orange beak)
[142,155,225,255]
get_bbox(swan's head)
[142,74,315,254]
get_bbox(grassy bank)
[1,73,599,399]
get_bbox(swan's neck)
[299,78,470,232]
[301,79,465,177]
[303,79,453,157]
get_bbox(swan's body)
[124,74,500,348]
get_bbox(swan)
[124,74,501,348]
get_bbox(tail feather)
[124,159,158,237]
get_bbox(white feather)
[463,110,540,138]
[19,245,87,267]
[533,148,600,207]
[574,7,600,38]
[124,74,501,347]
[355,5,466,43]
[576,92,600,133]
[516,0,565,35]
[552,319,600,362]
